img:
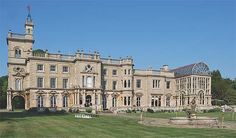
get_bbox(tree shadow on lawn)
[0,111,69,122]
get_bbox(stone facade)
[6,15,212,111]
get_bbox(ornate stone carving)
[85,64,93,73]
[13,67,27,77]
[36,90,45,94]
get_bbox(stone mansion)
[6,14,212,111]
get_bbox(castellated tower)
[6,11,34,110]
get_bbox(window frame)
[50,96,56,108]
[50,65,57,72]
[112,81,117,90]
[15,78,22,90]
[136,97,141,107]
[15,48,21,59]
[50,77,57,88]
[86,76,93,88]
[62,66,69,73]
[136,79,141,88]
[37,64,44,72]
[152,79,160,89]
[63,96,68,107]
[37,77,44,88]
[103,69,107,76]
[37,95,44,107]
[112,69,117,76]
[166,81,171,89]
[62,78,69,89]
[128,80,131,88]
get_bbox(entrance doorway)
[12,96,25,109]
[85,95,92,107]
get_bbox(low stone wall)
[169,117,218,126]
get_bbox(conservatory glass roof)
[171,62,210,77]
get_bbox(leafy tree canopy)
[211,70,236,105]
[0,75,8,108]
[33,49,46,54]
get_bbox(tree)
[211,70,236,105]
[231,78,236,90]
[32,49,46,57]
[0,75,8,108]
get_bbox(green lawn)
[127,111,236,122]
[0,111,236,138]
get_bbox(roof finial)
[27,5,32,21]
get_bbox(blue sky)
[0,0,235,79]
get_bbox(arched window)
[136,97,141,107]
[15,48,21,58]
[37,95,43,107]
[199,92,204,105]
[63,96,68,107]
[15,78,21,90]
[50,96,56,108]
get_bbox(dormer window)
[15,49,21,58]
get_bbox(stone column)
[58,93,63,109]
[82,90,86,107]
[162,95,165,107]
[77,90,80,106]
[7,92,9,110]
[25,94,28,110]
[97,92,101,110]
[73,93,75,105]
[208,97,212,106]
[92,90,96,107]
[7,91,12,111]
[75,92,78,105]
[46,92,50,107]
[106,94,111,109]
[176,96,179,107]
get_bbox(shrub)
[72,108,77,113]
[126,109,132,113]
[68,108,73,113]
[147,108,154,113]
[58,109,67,114]
[44,107,50,114]
[132,109,136,113]
[27,107,38,112]
[208,108,221,113]
[182,108,188,112]
[86,107,92,113]
[208,108,221,112]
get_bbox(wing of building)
[6,13,212,112]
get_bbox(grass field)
[127,111,236,122]
[0,111,236,138]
